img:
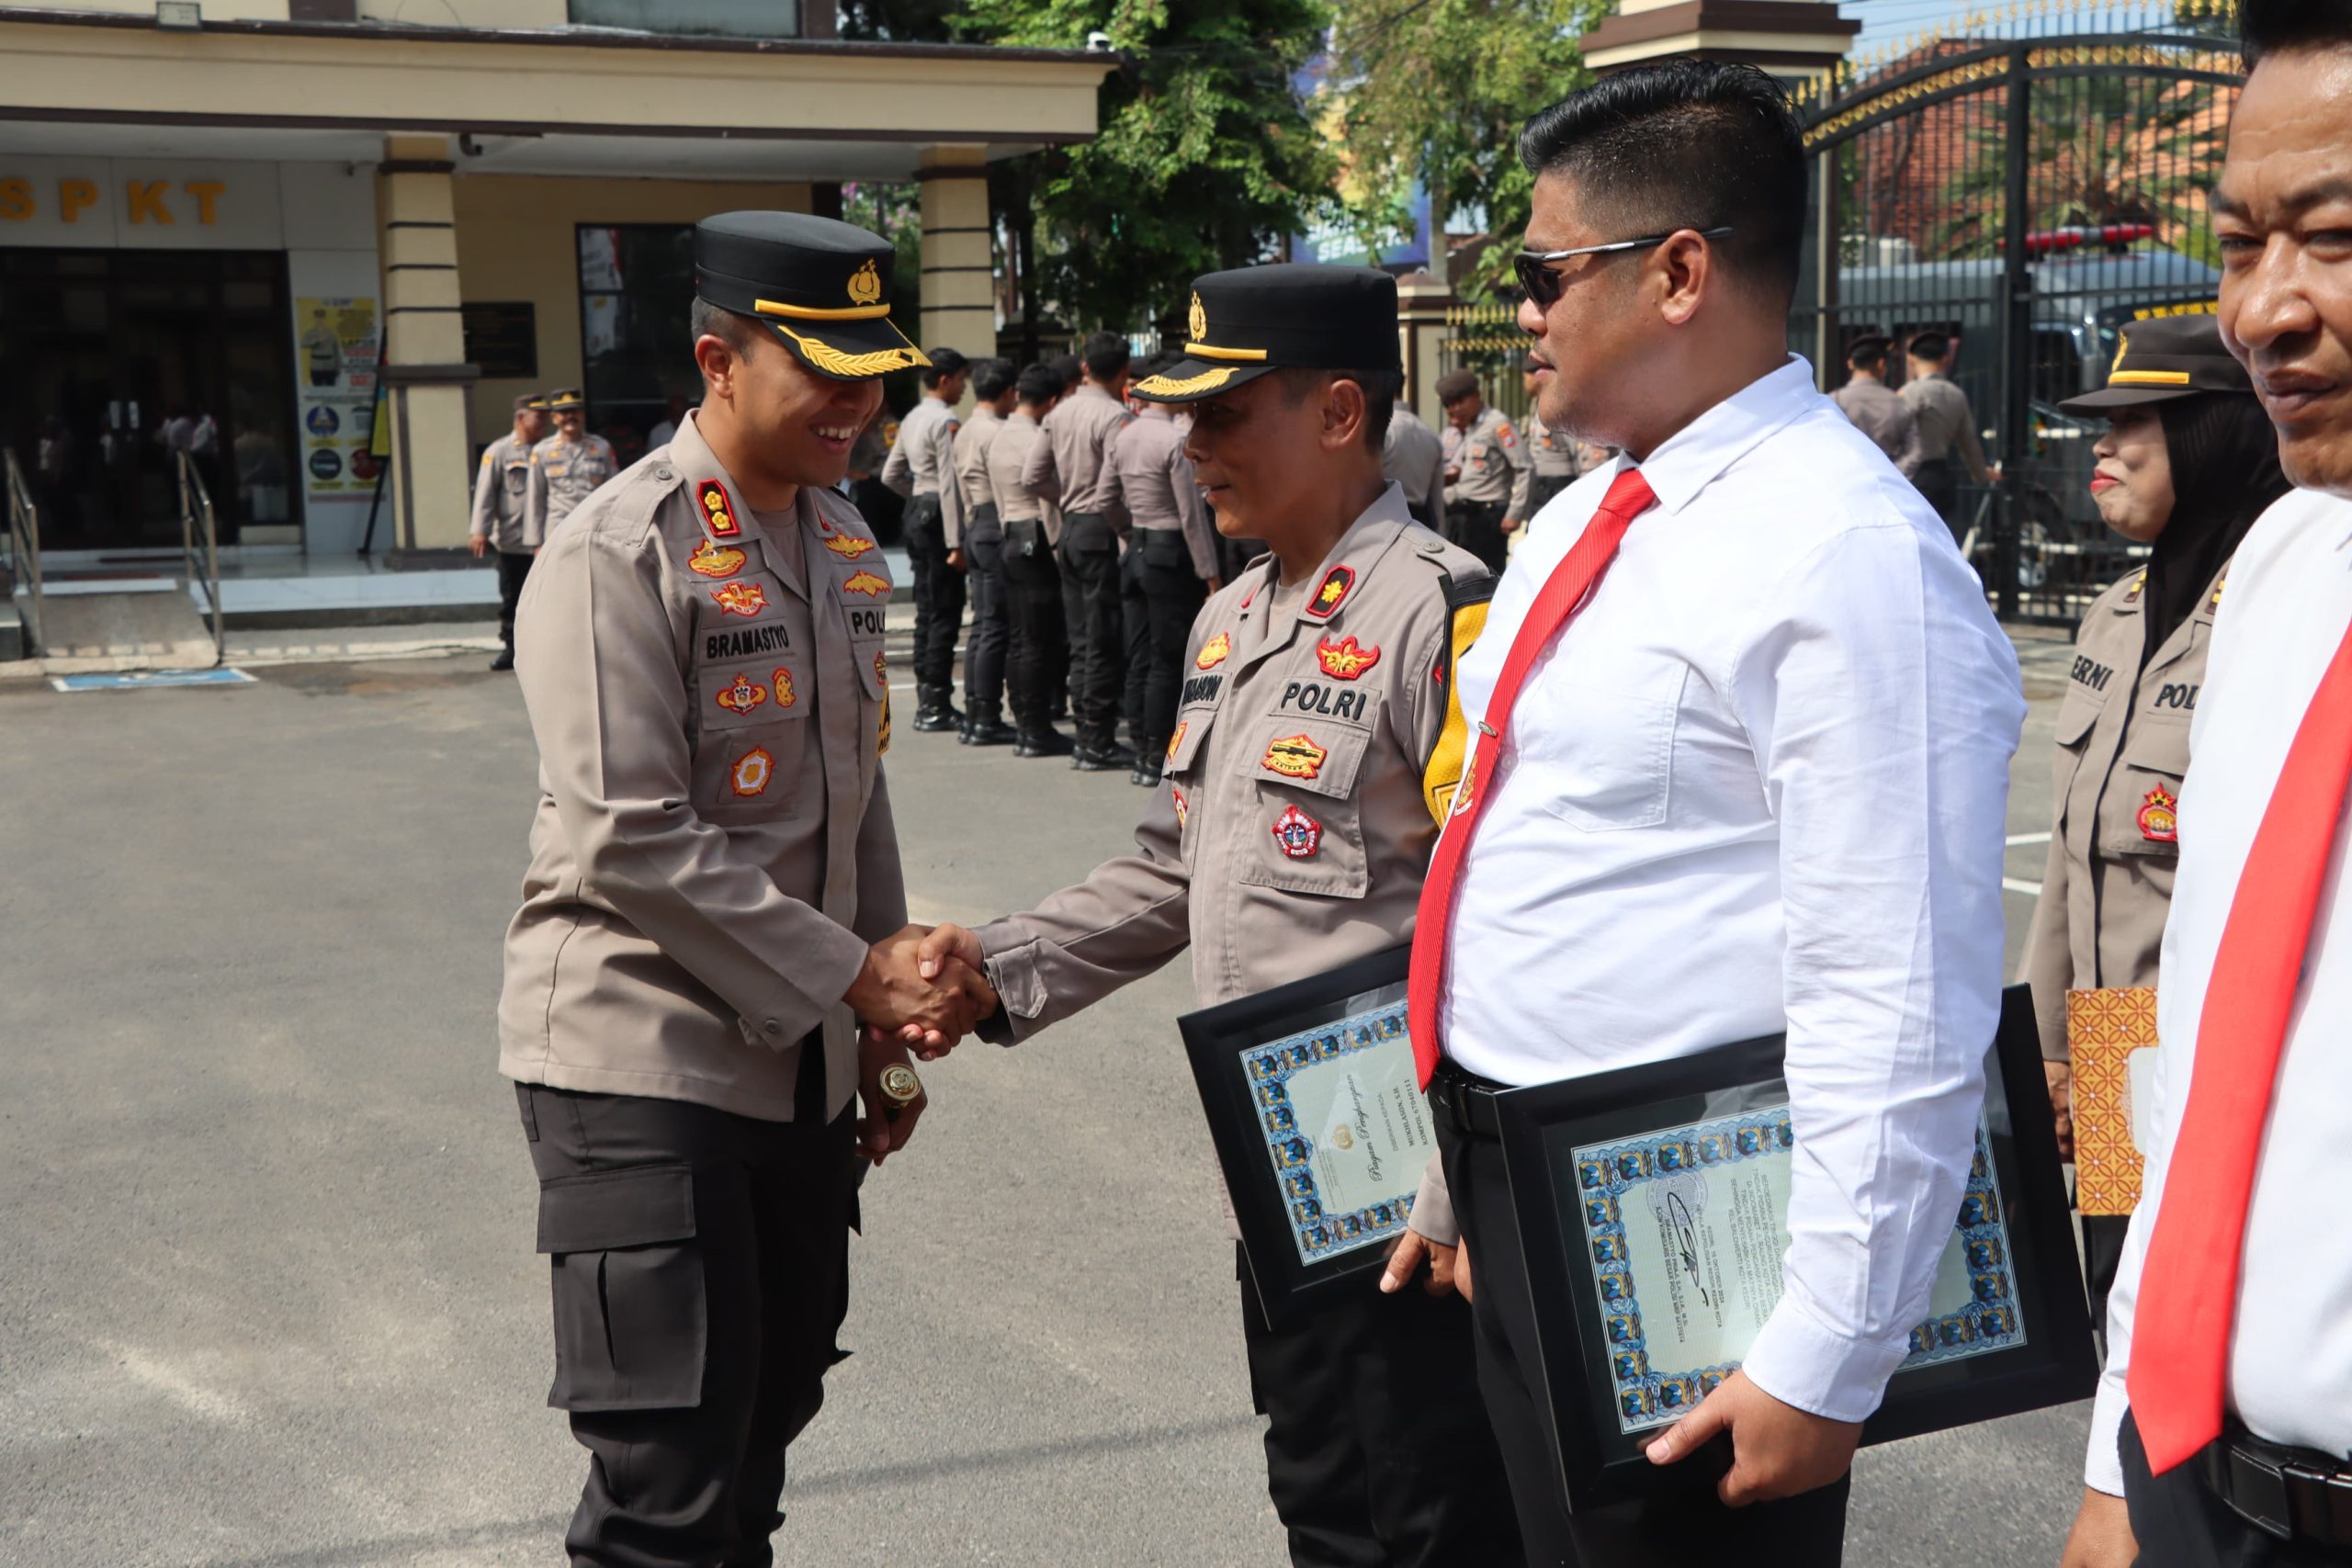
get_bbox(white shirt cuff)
[1739,1299,1910,1425]
[2085,1380,2130,1495]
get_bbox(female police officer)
[2018,309,2289,1328]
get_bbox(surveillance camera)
[1085,30,1114,51]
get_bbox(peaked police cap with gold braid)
[695,210,926,382]
[2057,307,2250,415]
[1134,263,1401,404]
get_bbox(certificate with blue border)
[1488,985,2098,1512]
[1180,946,1432,1325]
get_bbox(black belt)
[2199,1427,2352,1544]
[1427,1058,1506,1140]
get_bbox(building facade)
[0,1,1109,560]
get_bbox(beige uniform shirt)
[470,431,537,553]
[1832,378,1923,474]
[1109,409,1219,582]
[500,411,903,1123]
[526,432,620,543]
[2017,565,2221,1062]
[1022,382,1133,525]
[952,406,1006,545]
[1443,406,1524,507]
[1383,408,1446,525]
[989,408,1061,545]
[974,484,1484,1101]
[880,397,967,547]
[1507,422,1584,519]
[1901,375,1992,481]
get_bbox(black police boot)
[961,713,1015,746]
[912,685,962,733]
[1014,725,1075,759]
[1072,739,1137,773]
[1130,752,1164,788]
[491,640,515,672]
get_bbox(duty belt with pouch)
[2200,1424,2352,1545]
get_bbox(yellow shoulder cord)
[1422,569,1498,827]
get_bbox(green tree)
[956,0,1338,337]
[1324,0,1608,298]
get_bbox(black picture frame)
[1178,945,1430,1328]
[1490,984,2098,1513]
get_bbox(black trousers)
[964,523,1009,724]
[1439,1116,1850,1567]
[497,548,535,648]
[1127,529,1208,752]
[1057,512,1126,750]
[517,1060,857,1568]
[1446,500,1510,574]
[1528,473,1574,518]
[2086,1213,2129,1350]
[901,494,965,700]
[1240,1246,1525,1567]
[2122,1414,2352,1566]
[1913,457,1964,546]
[1002,518,1068,730]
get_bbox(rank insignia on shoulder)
[1261,734,1329,781]
[824,534,877,561]
[773,668,797,708]
[1166,722,1187,762]
[2138,784,2178,843]
[1171,785,1189,829]
[712,581,768,618]
[730,747,775,797]
[1306,566,1354,620]
[1195,633,1231,671]
[841,570,890,598]
[689,539,746,580]
[2211,573,2226,609]
[698,479,741,539]
[706,582,762,620]
[1272,804,1323,860]
[1316,636,1381,681]
[716,671,767,716]
[2124,570,2147,605]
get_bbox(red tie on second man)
[2128,611,2352,1473]
[1408,467,1658,1089]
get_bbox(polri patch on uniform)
[1306,566,1354,620]
[716,671,767,716]
[825,534,877,561]
[2138,784,2178,843]
[689,539,746,580]
[1497,421,1518,449]
[841,570,890,598]
[1316,635,1381,681]
[698,479,742,539]
[711,581,768,618]
[1195,632,1232,671]
[772,668,797,708]
[1272,804,1323,860]
[1261,733,1329,781]
[730,747,775,797]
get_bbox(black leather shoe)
[490,646,515,671]
[1013,728,1076,759]
[961,718,1016,747]
[1071,742,1137,773]
[912,707,959,733]
[1129,761,1163,788]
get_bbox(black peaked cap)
[1135,264,1401,404]
[695,210,925,382]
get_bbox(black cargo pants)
[962,504,1008,725]
[1125,528,1206,756]
[1004,517,1069,731]
[517,1049,857,1568]
[901,493,966,702]
[1057,512,1126,751]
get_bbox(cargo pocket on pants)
[536,1162,706,1412]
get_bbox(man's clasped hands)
[836,923,994,1166]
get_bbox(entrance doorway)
[0,248,298,553]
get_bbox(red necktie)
[2127,610,2352,1473]
[1408,468,1657,1088]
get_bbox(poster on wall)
[294,296,380,503]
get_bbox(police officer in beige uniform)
[952,357,1020,746]
[881,346,969,732]
[1109,353,1222,788]
[1509,354,1588,530]
[1023,331,1136,770]
[990,363,1075,758]
[2018,311,2289,1336]
[917,265,1522,1568]
[503,211,991,1568]
[1437,367,1525,571]
[526,388,620,546]
[1829,333,1923,472]
[1381,400,1447,529]
[471,390,549,671]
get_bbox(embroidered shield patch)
[729,747,774,797]
[1272,804,1322,860]
[689,539,746,580]
[711,581,767,618]
[1261,734,1328,781]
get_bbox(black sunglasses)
[1513,226,1736,309]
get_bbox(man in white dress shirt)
[1394,62,2023,1563]
[2060,6,2352,1565]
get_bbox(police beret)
[695,210,925,382]
[1133,264,1401,404]
[2059,309,2249,413]
[1435,369,1482,403]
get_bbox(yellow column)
[376,134,477,553]
[917,146,998,369]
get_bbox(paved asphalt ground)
[1,617,2083,1568]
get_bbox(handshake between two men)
[836,923,997,1165]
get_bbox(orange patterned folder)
[2067,987,2159,1216]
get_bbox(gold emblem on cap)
[1189,290,1208,344]
[848,258,883,307]
[878,1062,922,1107]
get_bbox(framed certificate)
[1178,945,1434,1325]
[1491,985,2098,1512]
